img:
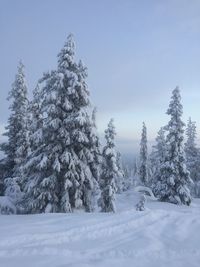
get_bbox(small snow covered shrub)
[0,177,24,214]
[0,196,16,214]
[4,177,23,202]
[136,194,146,211]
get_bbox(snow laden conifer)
[19,83,44,198]
[0,62,30,213]
[23,34,100,213]
[185,118,200,196]
[155,87,192,205]
[139,122,148,186]
[0,61,30,176]
[64,58,101,212]
[29,84,44,151]
[99,119,120,212]
[115,151,125,193]
[22,71,60,213]
[150,127,166,196]
[136,194,146,211]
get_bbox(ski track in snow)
[0,190,200,267]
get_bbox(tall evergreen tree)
[22,70,60,213]
[0,61,30,177]
[150,127,166,196]
[139,122,148,186]
[99,119,119,212]
[185,117,200,196]
[23,34,100,213]
[66,58,101,212]
[0,62,30,212]
[155,87,192,205]
[29,84,44,151]
[115,151,125,193]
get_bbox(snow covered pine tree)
[150,127,166,197]
[0,61,30,213]
[99,119,120,212]
[22,34,100,213]
[136,194,146,211]
[154,87,192,205]
[139,122,148,186]
[115,151,125,193]
[0,61,30,177]
[185,117,200,196]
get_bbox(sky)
[1,0,200,156]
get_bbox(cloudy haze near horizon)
[1,0,200,156]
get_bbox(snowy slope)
[0,190,200,267]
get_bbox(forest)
[0,34,199,215]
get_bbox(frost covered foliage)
[150,128,166,195]
[99,119,120,212]
[4,177,23,203]
[22,34,100,213]
[0,61,30,177]
[139,122,148,186]
[136,194,146,211]
[29,84,44,151]
[0,196,16,214]
[154,87,192,205]
[0,62,30,212]
[0,177,23,214]
[185,118,200,197]
[115,151,125,193]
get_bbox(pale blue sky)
[1,0,200,154]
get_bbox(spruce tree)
[155,87,192,205]
[115,151,125,193]
[23,34,100,213]
[22,70,60,213]
[139,122,148,186]
[1,61,30,177]
[150,127,166,197]
[99,119,119,212]
[65,58,101,212]
[29,84,44,151]
[185,117,200,196]
[0,62,30,211]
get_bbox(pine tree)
[22,70,60,213]
[150,127,166,197]
[0,61,30,177]
[115,151,125,193]
[133,158,139,177]
[89,106,101,186]
[99,119,119,212]
[29,84,44,151]
[155,87,192,205]
[23,34,100,213]
[139,122,148,186]
[136,194,146,211]
[66,59,101,212]
[185,117,200,196]
[0,62,30,211]
[131,157,140,187]
[89,107,102,210]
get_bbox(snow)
[0,190,200,267]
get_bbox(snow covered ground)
[0,190,200,267]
